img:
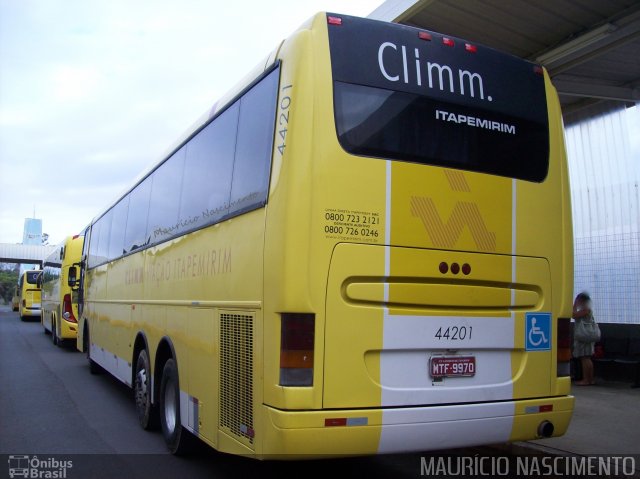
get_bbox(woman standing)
[573,292,598,386]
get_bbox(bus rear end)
[60,235,83,340]
[261,13,573,457]
[12,286,19,311]
[19,271,42,321]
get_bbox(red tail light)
[327,16,342,26]
[62,294,77,323]
[280,313,314,386]
[442,37,455,47]
[557,317,571,376]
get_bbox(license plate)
[430,356,476,378]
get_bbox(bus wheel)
[134,349,157,430]
[159,359,192,455]
[84,327,101,375]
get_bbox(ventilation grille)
[220,312,254,447]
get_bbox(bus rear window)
[26,271,39,285]
[328,14,550,182]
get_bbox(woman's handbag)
[574,316,601,343]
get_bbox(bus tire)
[159,359,193,455]
[134,349,158,430]
[84,326,102,375]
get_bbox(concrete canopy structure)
[0,243,56,266]
[369,0,640,120]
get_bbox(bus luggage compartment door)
[26,289,41,310]
[323,243,553,409]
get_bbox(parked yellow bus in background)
[41,235,84,346]
[11,285,20,311]
[78,13,574,458]
[18,270,42,321]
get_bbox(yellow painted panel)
[390,165,513,255]
[323,244,385,409]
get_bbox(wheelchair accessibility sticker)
[525,313,551,351]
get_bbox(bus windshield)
[329,14,549,182]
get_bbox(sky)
[0,0,383,245]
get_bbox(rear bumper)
[21,308,41,317]
[258,396,574,458]
[60,318,78,339]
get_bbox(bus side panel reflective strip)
[511,178,517,304]
[179,390,199,435]
[510,179,517,368]
[384,160,392,278]
[381,160,392,409]
[507,177,516,398]
[180,390,190,433]
[509,178,519,422]
[193,397,199,435]
[90,344,132,387]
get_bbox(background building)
[19,217,43,275]
[567,104,640,323]
[22,218,42,245]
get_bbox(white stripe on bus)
[377,401,515,453]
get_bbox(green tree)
[0,270,19,304]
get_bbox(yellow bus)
[11,284,20,311]
[78,12,574,458]
[18,270,42,321]
[41,235,84,346]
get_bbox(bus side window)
[124,176,151,253]
[178,102,239,232]
[229,67,279,215]
[146,148,185,246]
[108,196,129,261]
